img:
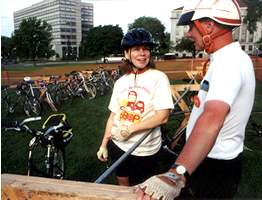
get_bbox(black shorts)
[108,140,164,184]
[180,153,243,199]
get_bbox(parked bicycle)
[37,79,59,112]
[4,113,73,179]
[89,67,114,96]
[64,71,97,101]
[1,77,42,117]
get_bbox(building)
[14,0,93,59]
[170,0,262,57]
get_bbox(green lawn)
[1,80,262,199]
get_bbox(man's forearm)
[174,101,229,174]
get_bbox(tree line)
[1,1,262,64]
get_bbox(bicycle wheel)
[83,82,97,99]
[24,97,42,117]
[52,148,65,179]
[46,92,58,112]
[162,111,188,155]
[28,139,47,177]
[2,98,10,117]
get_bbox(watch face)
[177,165,186,175]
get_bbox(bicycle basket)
[42,113,73,147]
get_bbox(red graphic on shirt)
[120,90,145,123]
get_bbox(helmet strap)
[194,20,230,53]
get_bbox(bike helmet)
[177,0,241,53]
[121,28,154,49]
[177,0,241,27]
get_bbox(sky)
[0,0,184,37]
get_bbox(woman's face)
[127,45,150,69]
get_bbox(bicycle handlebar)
[5,127,22,132]
[20,117,42,126]
[44,122,64,135]
[5,117,41,133]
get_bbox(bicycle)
[37,79,59,112]
[1,77,42,117]
[4,113,73,179]
[65,71,97,100]
[162,72,201,156]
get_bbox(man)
[136,0,256,199]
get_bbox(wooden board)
[1,174,136,200]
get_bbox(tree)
[244,0,262,33]
[12,17,55,63]
[1,36,16,62]
[175,37,196,57]
[128,16,170,55]
[79,25,123,60]
[256,38,262,51]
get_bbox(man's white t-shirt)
[109,69,174,156]
[186,42,256,160]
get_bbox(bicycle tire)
[52,148,65,179]
[24,98,42,117]
[2,98,10,117]
[27,140,47,177]
[28,140,65,179]
[83,82,97,99]
[46,92,58,112]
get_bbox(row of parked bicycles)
[2,67,121,180]
[2,67,121,118]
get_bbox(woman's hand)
[97,146,108,161]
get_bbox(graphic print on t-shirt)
[119,90,145,123]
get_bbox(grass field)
[1,78,262,198]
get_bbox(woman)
[97,28,174,186]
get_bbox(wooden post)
[1,174,136,200]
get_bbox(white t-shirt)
[109,69,174,156]
[186,42,255,160]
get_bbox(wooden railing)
[1,174,136,200]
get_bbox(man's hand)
[136,172,185,200]
[97,146,108,161]
[111,124,132,141]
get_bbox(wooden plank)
[1,174,136,200]
[170,84,200,92]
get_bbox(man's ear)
[204,21,215,34]
[124,50,130,60]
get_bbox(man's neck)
[212,32,233,52]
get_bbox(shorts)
[180,153,243,199]
[108,140,164,184]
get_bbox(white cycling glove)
[97,146,108,161]
[138,172,185,200]
[111,124,132,142]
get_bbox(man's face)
[185,23,205,51]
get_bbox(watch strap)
[171,163,190,181]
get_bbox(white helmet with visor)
[177,0,241,27]
[177,0,241,53]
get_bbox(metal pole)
[95,128,155,183]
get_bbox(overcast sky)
[0,0,184,37]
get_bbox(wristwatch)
[171,163,190,180]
